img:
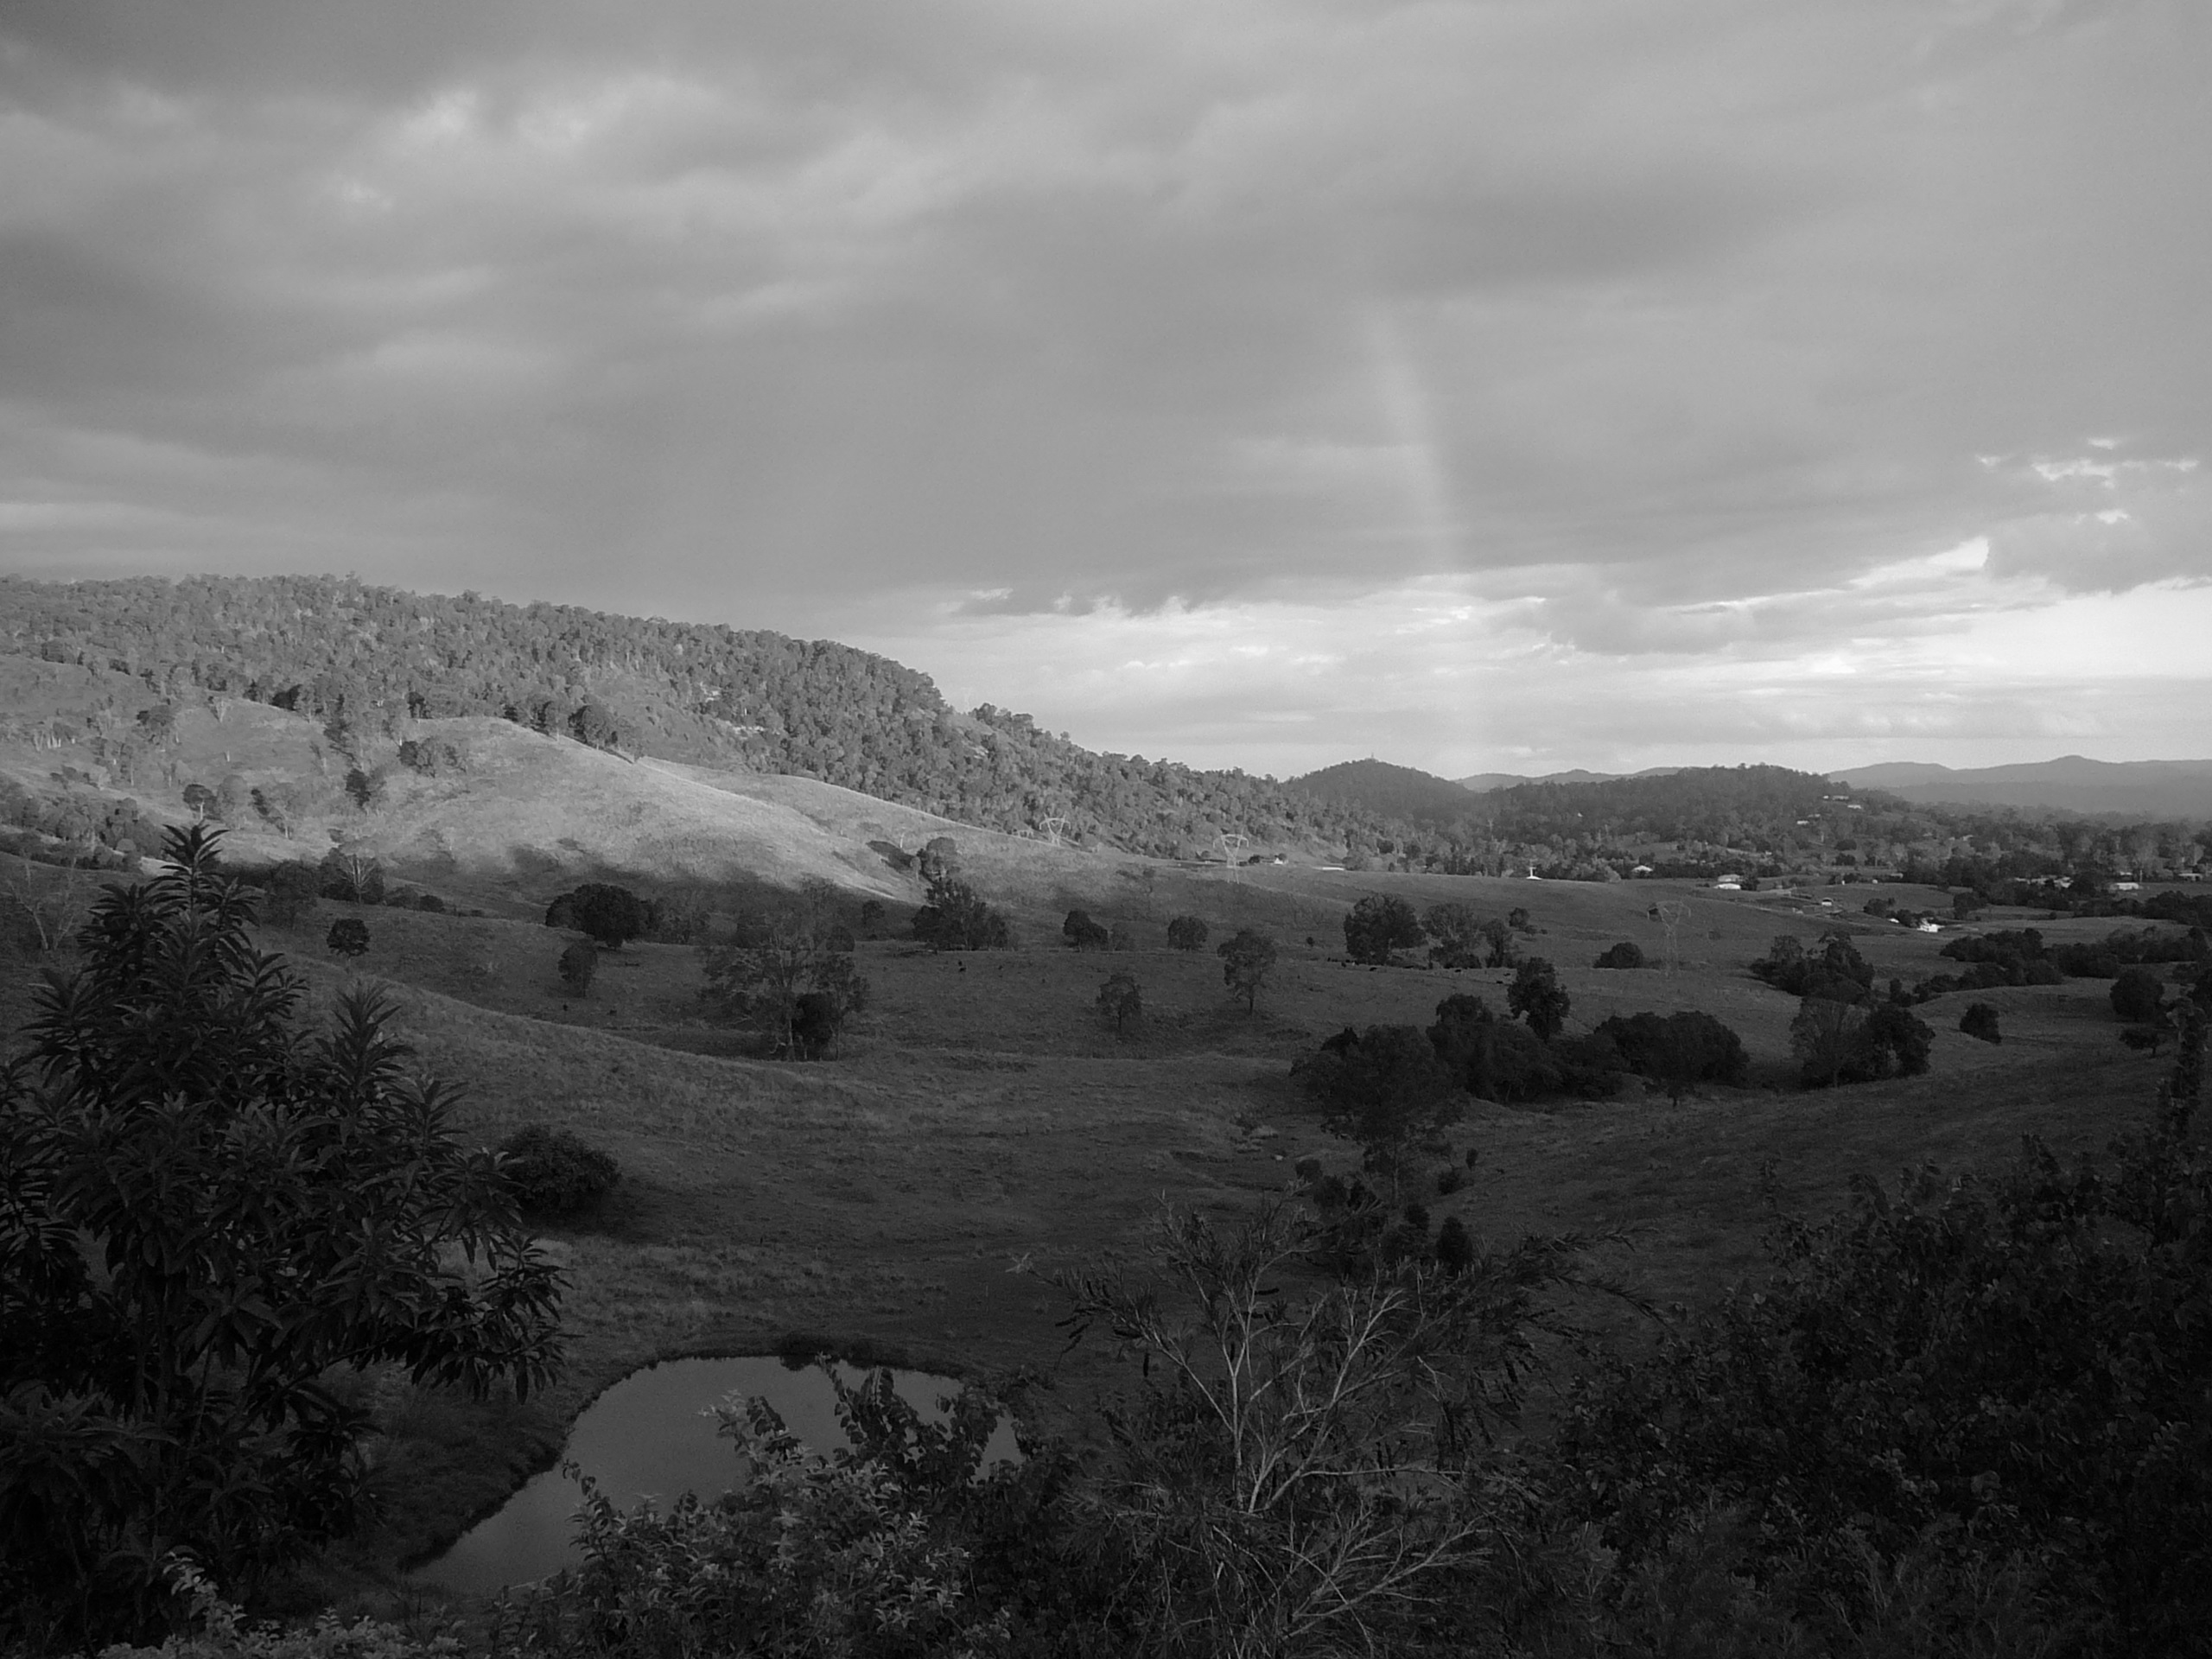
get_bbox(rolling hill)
[1834,756,2212,819]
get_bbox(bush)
[1433,1215,1475,1274]
[1960,1001,2002,1044]
[325,916,370,958]
[1592,940,1645,969]
[499,1124,621,1219]
[1166,913,1209,951]
[558,939,597,994]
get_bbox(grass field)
[1,747,2191,1624]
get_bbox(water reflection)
[412,1355,1012,1595]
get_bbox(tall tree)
[0,827,563,1647]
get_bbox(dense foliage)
[0,828,563,1648]
[499,1126,622,1221]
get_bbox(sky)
[2,0,2209,780]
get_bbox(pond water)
[410,1355,1015,1596]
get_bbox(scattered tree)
[1166,913,1209,951]
[1507,957,1569,1041]
[558,939,598,995]
[1344,893,1425,964]
[1098,971,1142,1036]
[2113,964,2167,1024]
[325,916,370,959]
[319,848,384,906]
[260,860,322,925]
[701,902,869,1057]
[1421,901,1484,969]
[1478,918,1518,969]
[1218,929,1279,1013]
[1592,941,1645,969]
[1959,1001,2002,1044]
[1063,908,1112,950]
[1303,1025,1463,1196]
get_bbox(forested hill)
[1288,758,1497,824]
[1471,764,1858,846]
[0,574,1382,859]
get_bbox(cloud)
[1,0,2209,772]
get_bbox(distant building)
[1713,874,1743,890]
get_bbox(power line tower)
[1215,831,1250,880]
[1040,816,1071,849]
[1652,900,1690,975]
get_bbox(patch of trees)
[1302,1024,1462,1192]
[910,874,1010,951]
[1343,893,1425,963]
[0,827,563,1649]
[1750,931,1875,1001]
[546,882,650,950]
[1589,1011,1750,1102]
[1791,997,1935,1088]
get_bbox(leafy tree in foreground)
[0,826,563,1647]
[1344,893,1425,964]
[1217,928,1278,1013]
[1508,957,1570,1041]
[1165,912,1209,952]
[1560,1078,2212,1654]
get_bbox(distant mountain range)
[1828,757,2212,819]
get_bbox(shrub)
[325,916,370,958]
[1960,1001,2002,1044]
[1592,940,1645,969]
[1166,913,1209,951]
[499,1124,621,1220]
[1435,1164,1466,1196]
[558,939,597,994]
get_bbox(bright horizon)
[3,3,2209,779]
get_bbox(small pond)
[410,1355,1016,1596]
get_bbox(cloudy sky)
[3,0,2207,779]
